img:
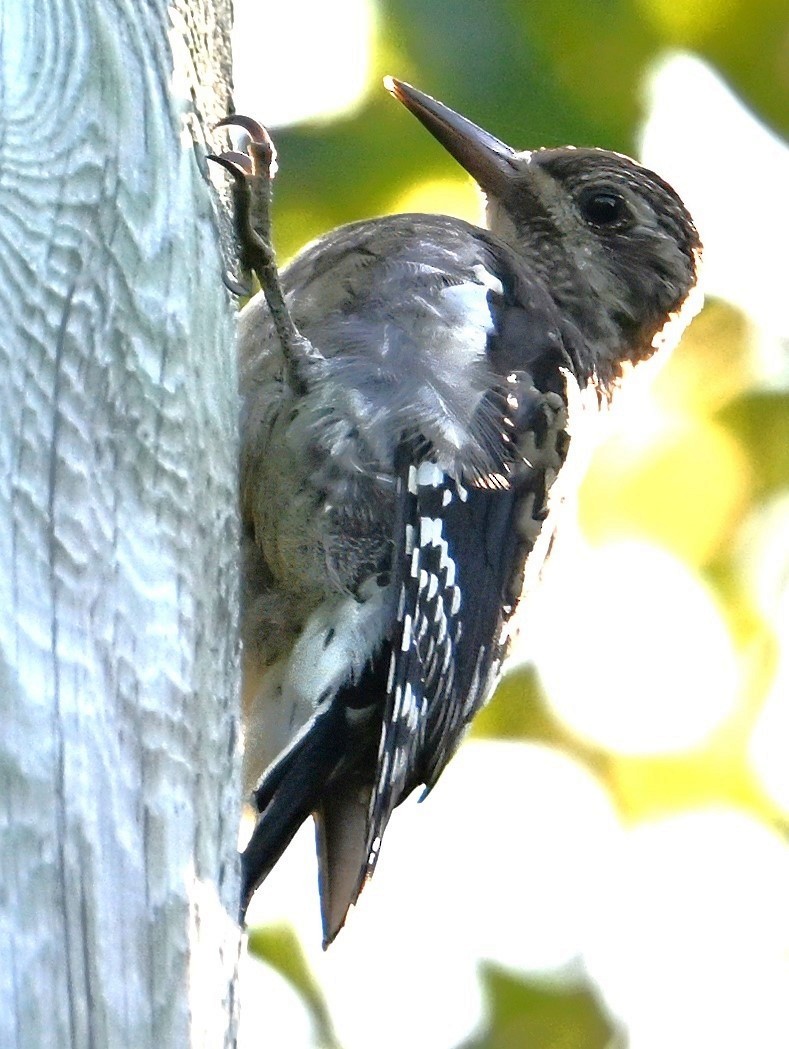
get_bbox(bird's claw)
[213,115,278,180]
[208,115,283,297]
[214,113,269,145]
[209,114,319,392]
[207,150,254,180]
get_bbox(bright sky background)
[640,53,789,366]
[232,0,377,126]
[231,7,789,1046]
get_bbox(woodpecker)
[214,79,702,945]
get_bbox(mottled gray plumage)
[235,80,702,944]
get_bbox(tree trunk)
[0,1,240,1046]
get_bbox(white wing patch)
[473,264,504,295]
[438,279,497,344]
[281,579,390,712]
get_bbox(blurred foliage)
[249,0,789,1046]
[248,924,341,1049]
[460,966,617,1049]
[579,301,756,567]
[719,391,789,498]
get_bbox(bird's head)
[386,77,702,387]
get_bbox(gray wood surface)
[0,1,241,1045]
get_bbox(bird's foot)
[209,116,322,393]
[210,115,278,288]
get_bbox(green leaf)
[718,391,789,497]
[460,965,618,1049]
[472,665,554,742]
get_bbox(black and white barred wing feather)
[365,370,572,876]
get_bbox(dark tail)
[240,698,348,919]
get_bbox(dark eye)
[578,187,630,228]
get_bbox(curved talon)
[216,150,254,174]
[221,270,252,297]
[206,154,248,191]
[213,115,278,178]
[215,114,269,143]
[207,150,254,178]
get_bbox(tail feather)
[314,781,373,947]
[240,699,346,918]
[240,647,391,928]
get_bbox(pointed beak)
[385,77,521,196]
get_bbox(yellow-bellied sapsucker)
[212,78,702,945]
